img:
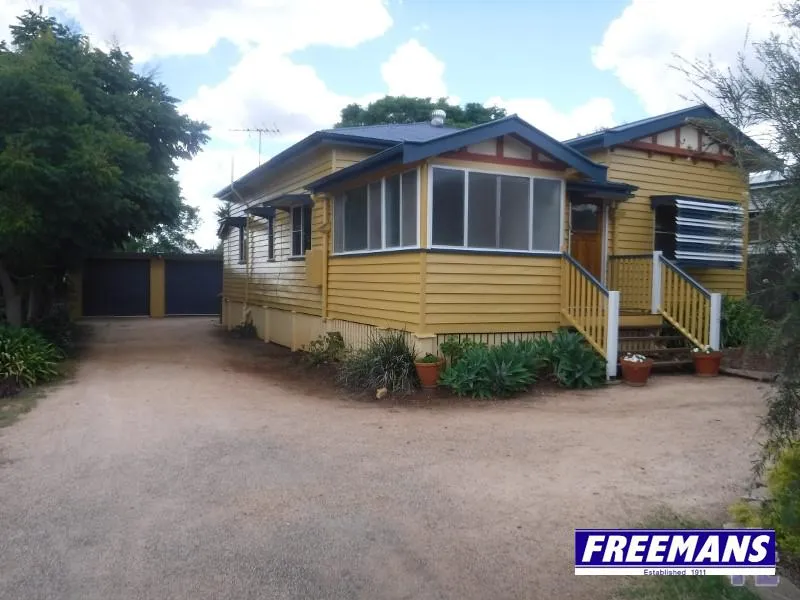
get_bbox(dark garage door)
[82,258,150,317]
[165,259,222,315]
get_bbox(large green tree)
[336,96,506,128]
[683,2,800,465]
[0,11,208,325]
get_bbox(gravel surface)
[0,318,767,600]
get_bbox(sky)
[0,0,786,248]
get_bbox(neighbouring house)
[216,105,756,378]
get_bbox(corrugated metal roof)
[321,122,461,143]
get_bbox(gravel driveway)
[0,318,766,600]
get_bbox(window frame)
[332,167,421,256]
[237,225,247,264]
[291,205,312,258]
[427,164,565,254]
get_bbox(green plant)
[29,303,78,355]
[550,330,605,389]
[0,326,62,389]
[304,332,346,366]
[513,337,553,374]
[439,342,535,398]
[336,331,419,394]
[731,443,800,557]
[416,353,439,364]
[438,335,483,367]
[230,316,258,339]
[439,344,492,398]
[722,296,773,350]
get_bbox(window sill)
[331,246,420,257]
[288,256,306,261]
[428,246,561,258]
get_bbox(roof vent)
[430,109,446,127]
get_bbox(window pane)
[401,170,417,246]
[571,203,599,232]
[467,172,497,248]
[432,168,465,246]
[291,207,301,256]
[333,196,345,253]
[302,205,312,252]
[385,175,401,248]
[368,182,382,249]
[344,186,367,251]
[532,179,561,251]
[499,175,530,250]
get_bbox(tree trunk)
[0,261,22,327]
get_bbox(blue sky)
[0,0,781,247]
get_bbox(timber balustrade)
[652,251,721,350]
[608,254,652,313]
[561,254,620,378]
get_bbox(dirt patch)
[0,318,770,600]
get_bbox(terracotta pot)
[620,359,654,387]
[693,351,723,377]
[415,359,443,389]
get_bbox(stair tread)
[619,335,687,342]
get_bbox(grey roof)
[750,171,785,187]
[321,122,461,143]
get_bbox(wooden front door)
[570,200,603,279]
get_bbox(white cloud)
[593,0,784,114]
[381,38,448,98]
[1,0,393,61]
[485,96,616,141]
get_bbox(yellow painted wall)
[596,145,749,298]
[424,253,562,334]
[327,252,422,330]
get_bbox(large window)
[431,167,563,252]
[291,205,312,257]
[333,169,418,253]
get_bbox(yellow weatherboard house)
[216,105,752,378]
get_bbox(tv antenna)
[229,125,281,165]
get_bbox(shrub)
[417,353,439,363]
[438,335,483,368]
[731,443,800,558]
[722,296,773,349]
[304,332,346,366]
[514,337,554,374]
[439,342,535,398]
[0,326,62,389]
[230,316,258,339]
[29,303,78,355]
[336,331,419,394]
[550,329,606,389]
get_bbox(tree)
[0,11,208,325]
[681,2,800,466]
[123,203,201,254]
[336,96,506,128]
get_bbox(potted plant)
[415,353,443,389]
[692,345,723,377]
[620,353,654,387]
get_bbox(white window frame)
[426,164,565,254]
[290,205,312,258]
[332,167,421,256]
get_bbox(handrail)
[562,253,608,296]
[659,255,711,298]
[657,253,718,348]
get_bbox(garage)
[165,258,222,316]
[78,254,222,318]
[82,257,151,317]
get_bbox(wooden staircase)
[618,324,693,371]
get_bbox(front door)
[570,200,603,280]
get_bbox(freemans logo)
[574,529,776,576]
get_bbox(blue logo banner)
[574,529,776,576]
